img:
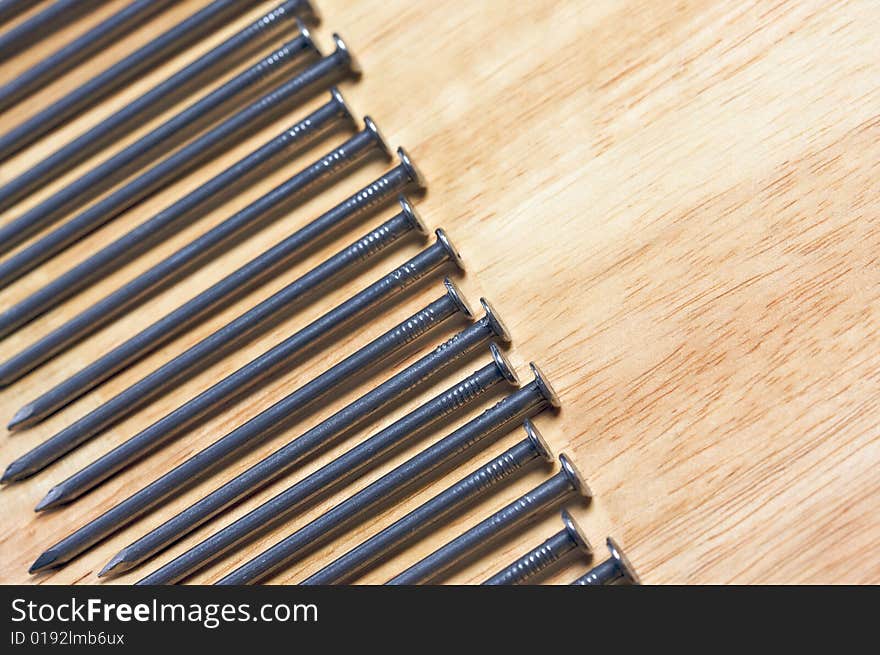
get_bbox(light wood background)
[0,0,877,585]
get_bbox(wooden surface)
[0,0,878,585]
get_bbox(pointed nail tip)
[34,486,65,512]
[98,552,132,578]
[7,404,36,431]
[1,465,19,485]
[29,550,58,574]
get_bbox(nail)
[0,0,171,112]
[134,344,516,583]
[0,118,389,392]
[26,276,468,573]
[571,537,641,585]
[482,507,592,585]
[34,202,425,510]
[387,454,591,584]
[0,30,348,279]
[0,88,355,384]
[0,142,416,392]
[0,0,268,164]
[303,421,554,585]
[215,363,561,585]
[0,1,320,213]
[0,0,96,66]
[8,228,459,486]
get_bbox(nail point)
[7,403,37,431]
[98,550,134,578]
[29,549,59,574]
[34,485,67,512]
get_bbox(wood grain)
[0,0,877,585]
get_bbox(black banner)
[0,585,871,650]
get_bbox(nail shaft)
[0,90,353,367]
[0,1,43,27]
[0,0,172,112]
[570,537,641,585]
[0,0,97,64]
[36,205,424,508]
[28,277,466,573]
[0,128,398,396]
[1,147,417,409]
[0,32,335,272]
[387,454,591,585]
[135,346,515,584]
[120,297,503,573]
[303,422,554,585]
[0,0,319,214]
[482,508,592,585]
[8,231,459,486]
[0,0,265,162]
[215,366,561,585]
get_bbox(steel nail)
[303,421,554,585]
[0,145,420,394]
[26,277,471,573]
[215,364,561,585]
[134,344,516,584]
[482,507,592,585]
[8,228,460,486]
[0,0,269,164]
[0,31,347,276]
[119,293,502,580]
[0,88,355,368]
[0,0,172,112]
[387,453,592,585]
[0,1,320,213]
[33,201,425,508]
[570,537,641,585]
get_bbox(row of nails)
[0,1,639,585]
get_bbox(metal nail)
[387,454,591,584]
[303,421,554,585]
[482,507,592,585]
[570,537,641,585]
[115,294,502,572]
[215,364,561,585]
[134,344,517,584]
[0,145,421,399]
[8,228,460,486]
[0,0,172,112]
[0,88,355,372]
[0,1,320,213]
[0,31,348,276]
[0,0,269,163]
[0,116,388,358]
[26,277,470,573]
[34,201,425,508]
